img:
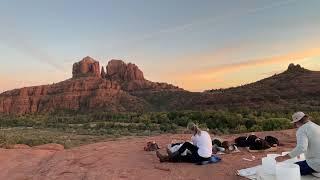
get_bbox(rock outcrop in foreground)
[0,130,296,180]
[0,56,182,114]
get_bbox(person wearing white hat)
[276,112,320,176]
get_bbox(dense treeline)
[1,110,319,147]
[1,109,319,134]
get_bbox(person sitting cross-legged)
[156,122,212,163]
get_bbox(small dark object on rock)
[144,141,160,151]
[249,138,271,150]
[265,136,280,147]
[212,139,222,147]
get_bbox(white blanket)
[237,165,319,180]
[237,153,319,180]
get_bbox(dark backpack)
[249,138,271,150]
[234,136,248,147]
[265,136,280,147]
[246,135,258,147]
[212,139,222,147]
[221,141,230,149]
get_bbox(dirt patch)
[0,129,297,180]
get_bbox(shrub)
[262,118,292,131]
[154,113,170,124]
[249,125,263,132]
[174,116,191,126]
[160,123,178,132]
[198,123,208,131]
[244,119,257,129]
[233,125,248,133]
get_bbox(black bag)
[249,139,271,150]
[234,136,248,147]
[212,139,222,147]
[265,136,280,147]
[246,135,258,146]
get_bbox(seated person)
[156,122,212,163]
[276,112,320,176]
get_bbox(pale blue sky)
[0,0,320,92]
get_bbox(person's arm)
[191,135,196,145]
[288,129,308,158]
[275,154,290,162]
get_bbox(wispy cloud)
[110,0,298,50]
[192,47,320,78]
[0,17,63,70]
[170,47,320,91]
[0,69,69,93]
[172,42,254,70]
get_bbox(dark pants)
[295,160,316,176]
[175,142,210,163]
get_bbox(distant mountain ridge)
[127,63,320,111]
[191,63,320,110]
[1,58,320,114]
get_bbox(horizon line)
[0,62,318,94]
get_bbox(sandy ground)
[0,129,297,180]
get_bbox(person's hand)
[275,155,290,162]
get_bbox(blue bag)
[196,155,222,165]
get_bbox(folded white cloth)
[237,165,260,180]
[237,152,318,180]
[238,165,319,180]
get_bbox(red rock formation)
[0,77,148,114]
[125,80,182,91]
[1,59,319,114]
[33,143,64,151]
[105,59,181,91]
[72,56,100,78]
[286,63,309,73]
[101,66,106,78]
[106,60,145,82]
[0,57,181,114]
[12,144,31,149]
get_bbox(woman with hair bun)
[156,122,212,163]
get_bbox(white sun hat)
[291,112,306,123]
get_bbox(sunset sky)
[0,0,320,92]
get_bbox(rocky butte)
[0,56,182,114]
[1,61,320,114]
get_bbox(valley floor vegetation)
[1,109,320,148]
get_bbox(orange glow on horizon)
[171,47,320,91]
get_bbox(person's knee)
[295,161,315,175]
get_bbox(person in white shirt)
[276,112,320,176]
[156,122,212,163]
